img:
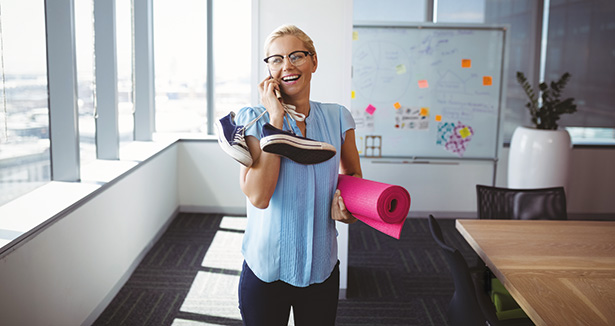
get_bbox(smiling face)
[266,35,317,101]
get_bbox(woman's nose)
[282,56,294,70]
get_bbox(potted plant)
[515,71,577,130]
[508,72,577,189]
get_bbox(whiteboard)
[351,24,506,160]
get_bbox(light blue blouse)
[235,101,355,287]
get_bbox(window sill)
[0,137,180,258]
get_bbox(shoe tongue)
[284,118,303,137]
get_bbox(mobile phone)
[268,69,283,99]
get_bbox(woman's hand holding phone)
[259,76,285,128]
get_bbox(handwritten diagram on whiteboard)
[351,25,506,159]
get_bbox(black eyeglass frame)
[263,50,313,65]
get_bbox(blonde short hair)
[264,25,316,57]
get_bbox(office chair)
[427,215,533,326]
[476,185,567,220]
[475,185,567,320]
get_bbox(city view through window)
[0,0,251,206]
[0,1,50,205]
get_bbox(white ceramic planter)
[508,126,572,189]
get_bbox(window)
[154,0,208,134]
[546,0,615,136]
[437,0,485,23]
[117,0,135,144]
[213,0,251,122]
[354,0,427,22]
[75,0,97,165]
[0,0,50,206]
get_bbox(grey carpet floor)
[93,213,479,325]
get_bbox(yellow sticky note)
[435,115,442,122]
[459,127,471,138]
[396,64,407,75]
[351,90,356,99]
[418,79,429,89]
[483,76,493,86]
[353,31,359,41]
[462,59,472,68]
[420,107,429,116]
[394,102,402,110]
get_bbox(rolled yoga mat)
[337,174,411,239]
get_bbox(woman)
[234,24,362,326]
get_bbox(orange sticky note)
[462,59,471,68]
[351,90,356,99]
[420,107,429,116]
[418,80,429,88]
[435,115,442,122]
[394,102,402,109]
[483,76,493,86]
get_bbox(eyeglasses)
[263,50,313,70]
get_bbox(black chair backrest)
[476,185,567,220]
[428,215,494,326]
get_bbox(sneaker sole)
[260,135,336,164]
[215,120,253,167]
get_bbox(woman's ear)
[312,54,318,73]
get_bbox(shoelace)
[239,101,305,134]
[282,103,305,122]
[233,128,249,150]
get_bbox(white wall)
[0,145,179,326]
[178,141,246,214]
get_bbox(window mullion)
[94,0,120,159]
[206,0,214,135]
[45,0,80,181]
[133,0,155,141]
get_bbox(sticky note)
[420,107,429,116]
[351,90,356,99]
[418,80,429,88]
[462,59,471,68]
[365,104,376,115]
[435,115,442,122]
[483,76,493,86]
[353,31,359,41]
[396,64,407,75]
[459,127,471,138]
[394,102,402,110]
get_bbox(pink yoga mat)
[337,174,411,239]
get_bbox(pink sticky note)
[418,80,429,88]
[365,104,376,115]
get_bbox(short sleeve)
[340,106,356,143]
[235,106,268,140]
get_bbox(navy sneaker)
[215,112,253,167]
[260,123,336,164]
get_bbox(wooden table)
[456,219,615,326]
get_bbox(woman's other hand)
[331,190,357,224]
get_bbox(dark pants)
[238,260,340,326]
